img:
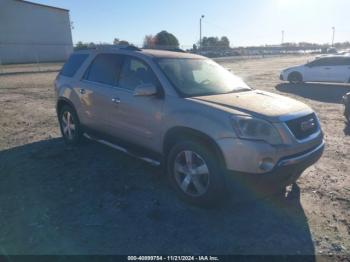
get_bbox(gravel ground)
[0,62,62,75]
[0,55,349,259]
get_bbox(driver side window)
[308,59,326,67]
[119,57,159,91]
[192,69,207,83]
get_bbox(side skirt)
[83,133,161,167]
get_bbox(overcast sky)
[32,0,350,47]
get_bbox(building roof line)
[15,0,69,12]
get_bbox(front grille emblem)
[300,118,315,132]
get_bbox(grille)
[286,113,319,140]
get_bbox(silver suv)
[55,46,324,206]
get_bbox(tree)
[75,41,88,50]
[201,36,230,50]
[143,35,155,48]
[113,38,120,45]
[154,31,179,49]
[220,36,230,48]
[192,44,198,52]
[113,38,130,46]
[143,31,180,49]
[75,41,95,50]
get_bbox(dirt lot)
[0,55,349,258]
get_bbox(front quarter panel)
[161,96,237,142]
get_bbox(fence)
[0,43,72,75]
[0,42,318,75]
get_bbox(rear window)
[60,54,89,77]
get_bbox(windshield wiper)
[224,88,252,94]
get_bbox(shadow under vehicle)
[0,138,315,258]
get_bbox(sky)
[31,0,350,48]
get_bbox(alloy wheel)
[61,111,76,140]
[173,150,210,197]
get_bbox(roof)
[316,54,350,59]
[15,0,69,12]
[75,46,205,59]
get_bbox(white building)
[0,0,73,64]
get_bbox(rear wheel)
[288,72,303,84]
[58,105,83,145]
[167,140,226,207]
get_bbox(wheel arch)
[163,127,226,168]
[56,97,77,116]
[288,71,303,82]
[56,97,81,126]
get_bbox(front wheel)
[167,141,226,207]
[345,108,350,123]
[58,105,83,145]
[288,72,303,84]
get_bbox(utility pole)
[332,27,335,47]
[200,15,205,50]
[281,30,285,45]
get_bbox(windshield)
[156,58,251,97]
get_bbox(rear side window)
[85,54,122,86]
[60,54,88,77]
[312,57,350,67]
[337,57,350,66]
[309,58,337,67]
[327,57,346,66]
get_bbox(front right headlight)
[231,115,283,145]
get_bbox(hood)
[190,90,312,122]
[282,65,304,72]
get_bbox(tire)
[288,72,303,84]
[58,105,83,145]
[345,108,350,123]
[167,140,226,207]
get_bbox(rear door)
[77,53,123,134]
[323,57,349,83]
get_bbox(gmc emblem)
[301,118,315,132]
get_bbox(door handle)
[79,88,86,94]
[112,97,121,104]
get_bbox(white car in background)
[280,56,350,84]
[316,51,350,59]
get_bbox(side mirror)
[133,83,158,97]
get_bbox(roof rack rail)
[151,47,186,53]
[94,44,142,51]
[170,48,187,53]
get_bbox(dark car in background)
[343,92,350,122]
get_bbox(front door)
[110,56,164,152]
[304,58,331,82]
